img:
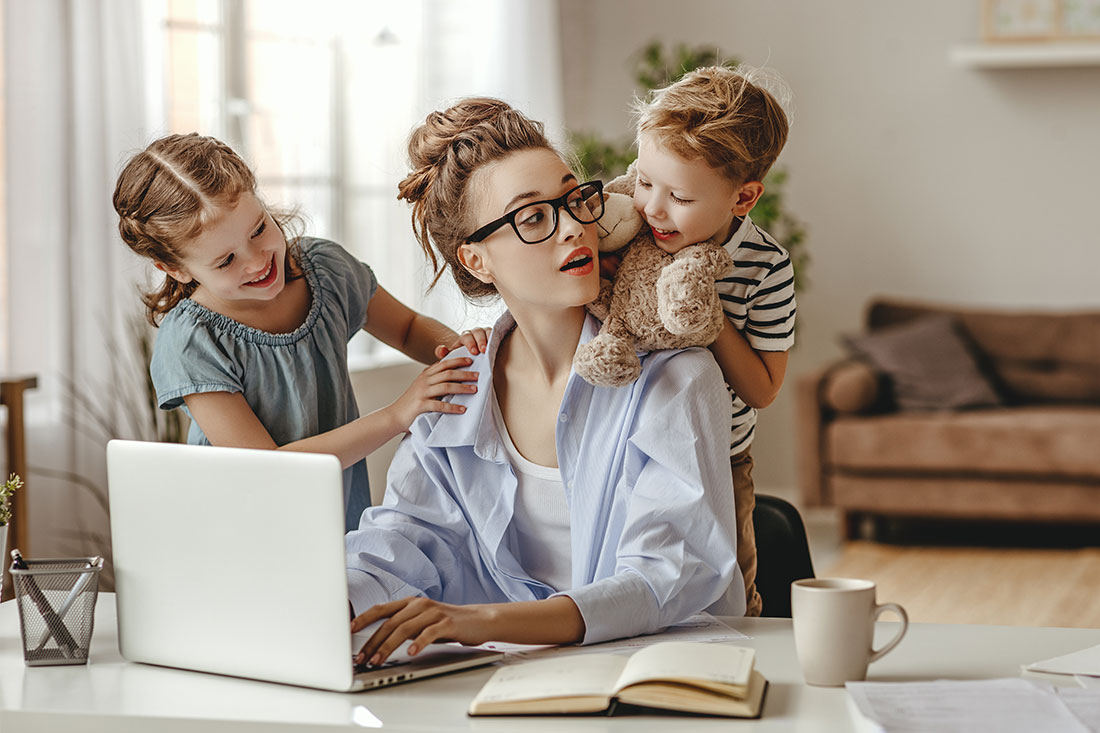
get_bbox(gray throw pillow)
[844,314,1003,411]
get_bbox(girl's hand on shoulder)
[351,597,497,667]
[388,357,478,432]
[434,327,491,359]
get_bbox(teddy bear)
[573,164,735,387]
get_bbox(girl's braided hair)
[113,133,302,324]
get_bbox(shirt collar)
[422,309,601,458]
[721,213,755,249]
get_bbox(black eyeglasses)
[466,181,604,245]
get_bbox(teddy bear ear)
[596,192,644,252]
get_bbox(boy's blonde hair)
[634,65,791,185]
[113,133,302,325]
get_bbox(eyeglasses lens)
[513,183,604,244]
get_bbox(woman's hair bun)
[395,97,553,301]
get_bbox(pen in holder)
[10,551,103,666]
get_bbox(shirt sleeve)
[149,314,244,410]
[558,349,745,643]
[302,238,378,343]
[344,426,500,615]
[745,245,796,352]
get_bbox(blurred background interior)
[2,0,1099,624]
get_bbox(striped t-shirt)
[717,215,797,455]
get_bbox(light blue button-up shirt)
[346,311,744,644]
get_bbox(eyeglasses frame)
[465,180,605,245]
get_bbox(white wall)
[559,0,1100,499]
[350,361,423,506]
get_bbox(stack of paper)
[846,678,1100,732]
[1026,643,1100,680]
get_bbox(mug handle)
[868,602,908,664]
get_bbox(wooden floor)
[823,541,1100,628]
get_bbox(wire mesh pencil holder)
[11,556,104,666]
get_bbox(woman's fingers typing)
[355,598,438,665]
[351,597,490,666]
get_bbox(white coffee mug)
[791,578,908,687]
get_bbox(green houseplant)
[0,473,22,556]
[569,41,808,289]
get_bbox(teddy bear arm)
[585,277,615,321]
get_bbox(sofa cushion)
[868,300,1100,403]
[827,405,1100,480]
[821,359,884,414]
[844,314,1003,411]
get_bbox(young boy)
[618,65,795,616]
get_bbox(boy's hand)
[388,357,478,432]
[434,327,491,359]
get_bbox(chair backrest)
[753,494,815,618]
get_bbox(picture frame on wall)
[983,0,1100,40]
[982,0,1062,41]
[1061,0,1100,37]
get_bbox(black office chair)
[752,494,815,618]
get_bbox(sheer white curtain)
[5,0,159,565]
[2,0,564,563]
[414,0,566,331]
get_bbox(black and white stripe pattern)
[715,215,797,454]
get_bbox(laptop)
[106,439,502,691]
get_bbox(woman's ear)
[732,181,765,217]
[154,261,194,284]
[457,243,493,285]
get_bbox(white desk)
[1,594,1097,732]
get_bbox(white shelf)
[951,41,1100,68]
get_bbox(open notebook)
[468,641,767,717]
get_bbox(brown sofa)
[797,299,1100,537]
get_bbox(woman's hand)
[386,357,478,432]
[434,327,491,359]
[351,597,497,666]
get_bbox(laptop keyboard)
[353,656,403,673]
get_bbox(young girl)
[113,133,486,531]
[344,99,743,665]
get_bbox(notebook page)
[613,642,755,693]
[472,653,627,704]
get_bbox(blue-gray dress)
[150,238,377,531]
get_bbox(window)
[0,4,7,371]
[159,0,496,365]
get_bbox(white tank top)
[491,390,572,592]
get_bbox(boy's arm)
[709,322,789,409]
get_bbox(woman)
[346,98,744,666]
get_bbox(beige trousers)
[731,449,763,617]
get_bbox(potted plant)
[1,473,21,557]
